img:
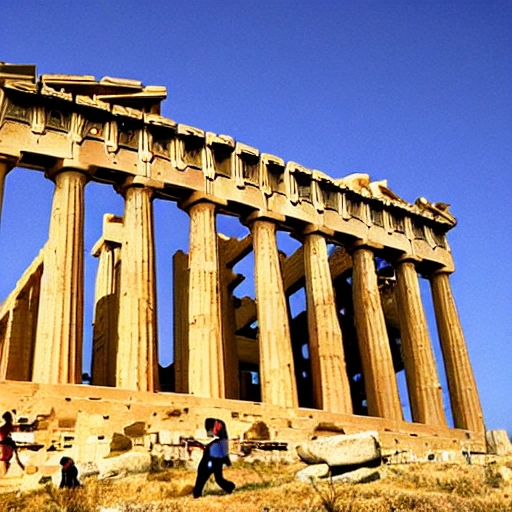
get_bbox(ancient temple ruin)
[0,63,486,456]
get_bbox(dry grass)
[1,460,511,512]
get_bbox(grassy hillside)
[1,458,511,511]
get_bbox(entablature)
[0,64,456,268]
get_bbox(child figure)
[193,418,235,498]
[59,457,80,488]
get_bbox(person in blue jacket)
[193,418,235,498]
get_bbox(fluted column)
[219,263,240,400]
[351,245,402,420]
[173,250,189,393]
[430,271,485,433]
[33,169,87,384]
[116,185,159,391]
[303,229,352,413]
[4,274,41,381]
[91,240,121,387]
[249,214,298,408]
[185,199,224,398]
[394,257,446,426]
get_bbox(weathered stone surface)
[295,463,330,482]
[430,272,485,434]
[486,430,512,455]
[331,466,381,484]
[243,449,298,465]
[110,433,133,453]
[0,65,487,463]
[498,465,512,482]
[78,461,100,478]
[296,431,381,467]
[251,217,298,408]
[124,421,146,438]
[158,429,172,445]
[303,232,352,414]
[352,247,402,420]
[395,259,446,426]
[244,420,271,440]
[98,450,152,478]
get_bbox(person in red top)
[0,411,25,476]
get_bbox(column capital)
[179,191,227,212]
[429,266,454,278]
[244,209,286,226]
[393,253,422,266]
[347,239,384,255]
[45,159,95,181]
[115,176,164,196]
[301,224,335,238]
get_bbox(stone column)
[394,257,446,426]
[91,239,121,387]
[248,213,298,408]
[184,196,224,398]
[219,263,241,400]
[4,273,41,381]
[33,169,87,384]
[303,228,352,413]
[116,184,159,391]
[430,270,485,433]
[173,250,189,393]
[351,244,402,420]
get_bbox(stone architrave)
[394,258,446,426]
[351,245,402,420]
[430,271,485,433]
[185,199,225,398]
[303,230,352,414]
[249,215,298,408]
[116,185,159,392]
[33,169,87,384]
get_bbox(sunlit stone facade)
[0,64,485,452]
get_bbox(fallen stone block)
[97,450,152,479]
[486,430,512,455]
[498,465,512,483]
[110,433,132,453]
[296,431,381,467]
[295,463,330,482]
[158,429,172,445]
[331,466,381,484]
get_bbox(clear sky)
[1,1,510,432]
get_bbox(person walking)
[0,411,25,476]
[193,418,235,498]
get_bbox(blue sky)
[1,1,510,432]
